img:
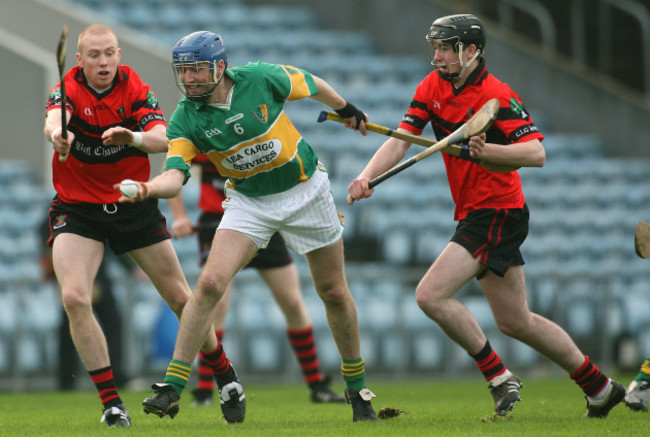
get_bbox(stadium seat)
[410,329,447,370]
[242,329,285,371]
[248,5,316,32]
[122,4,159,29]
[7,0,650,381]
[506,339,538,367]
[414,229,450,265]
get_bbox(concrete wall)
[0,26,59,183]
[0,0,178,184]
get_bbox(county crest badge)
[53,214,67,230]
[253,104,269,124]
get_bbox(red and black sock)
[287,325,322,386]
[196,330,224,392]
[471,341,507,382]
[196,353,214,391]
[201,336,235,389]
[89,366,122,409]
[571,355,609,397]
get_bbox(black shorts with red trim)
[451,204,528,278]
[197,212,293,269]
[48,196,171,255]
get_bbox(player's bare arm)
[348,135,411,200]
[469,136,545,168]
[116,168,185,203]
[44,110,73,157]
[101,124,168,153]
[167,190,195,238]
[310,75,368,135]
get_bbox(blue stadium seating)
[4,0,650,381]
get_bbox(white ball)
[119,179,139,198]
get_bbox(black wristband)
[335,102,357,118]
[459,145,481,164]
[335,102,367,128]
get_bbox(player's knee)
[415,284,442,312]
[279,295,304,313]
[495,316,527,339]
[165,292,189,316]
[196,273,228,301]
[61,288,92,317]
[316,283,349,306]
[497,322,520,338]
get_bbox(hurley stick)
[346,98,500,204]
[635,221,650,258]
[56,24,69,162]
[319,106,514,173]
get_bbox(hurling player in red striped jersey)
[44,24,239,427]
[348,14,625,418]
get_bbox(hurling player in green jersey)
[121,31,378,423]
[626,356,650,412]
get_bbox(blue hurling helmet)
[172,31,228,101]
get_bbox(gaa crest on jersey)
[253,104,269,124]
[50,88,62,99]
[510,97,528,119]
[146,90,158,107]
[463,107,475,122]
[283,66,300,75]
[53,214,67,230]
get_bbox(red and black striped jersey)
[399,59,544,221]
[193,154,226,215]
[46,65,167,204]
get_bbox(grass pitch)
[0,377,646,436]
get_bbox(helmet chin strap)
[211,61,225,87]
[438,42,481,83]
[187,64,225,102]
[204,67,225,98]
[456,42,481,81]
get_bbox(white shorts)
[219,168,344,255]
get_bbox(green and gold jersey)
[165,61,320,197]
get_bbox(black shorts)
[48,196,171,255]
[197,212,292,269]
[451,204,528,278]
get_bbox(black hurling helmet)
[426,14,486,81]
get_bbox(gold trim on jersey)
[294,154,309,182]
[281,65,313,101]
[167,112,304,180]
[167,137,200,166]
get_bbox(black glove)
[335,102,367,129]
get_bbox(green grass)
[0,377,645,436]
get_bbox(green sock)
[341,357,366,392]
[635,357,650,382]
[163,359,192,395]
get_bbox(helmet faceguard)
[172,31,228,102]
[425,14,486,82]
